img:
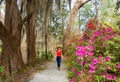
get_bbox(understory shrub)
[36,50,54,62]
[69,26,120,82]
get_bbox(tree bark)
[44,1,50,60]
[94,0,98,19]
[0,0,24,80]
[0,22,5,40]
[66,0,91,33]
[61,0,65,55]
[1,35,24,75]
[27,0,36,65]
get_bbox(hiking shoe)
[58,67,60,71]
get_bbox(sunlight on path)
[29,57,69,82]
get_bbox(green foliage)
[65,45,79,81]
[36,50,42,60]
[104,36,120,63]
[65,45,76,56]
[47,51,54,61]
[0,66,3,73]
[0,47,2,54]
[116,78,120,82]
[95,75,105,82]
[80,2,95,23]
[0,66,3,82]
[36,50,54,62]
[115,0,120,10]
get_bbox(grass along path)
[29,57,69,82]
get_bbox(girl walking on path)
[56,47,62,71]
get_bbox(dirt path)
[29,57,69,82]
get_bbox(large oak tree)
[0,0,25,80]
[26,0,36,65]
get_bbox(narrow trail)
[29,57,69,82]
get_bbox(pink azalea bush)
[69,27,120,82]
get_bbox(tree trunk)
[94,0,98,19]
[63,0,91,54]
[0,0,24,80]
[61,0,65,55]
[27,0,36,65]
[1,35,24,76]
[43,0,50,60]
[78,10,81,33]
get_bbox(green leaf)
[0,66,3,73]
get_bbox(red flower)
[86,19,98,30]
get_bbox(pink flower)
[103,73,107,77]
[108,35,116,40]
[89,39,94,44]
[117,64,120,69]
[89,69,95,74]
[105,56,111,61]
[75,50,86,58]
[72,67,76,72]
[104,28,107,32]
[98,55,103,59]
[75,46,87,58]
[89,75,94,80]
[107,27,113,32]
[75,59,79,62]
[102,44,106,47]
[87,45,94,51]
[72,76,76,82]
[113,76,117,81]
[90,64,96,69]
[98,55,104,63]
[79,38,83,41]
[87,52,94,56]
[94,31,100,36]
[79,61,86,66]
[92,58,99,65]
[77,70,82,75]
[103,37,108,41]
[106,66,111,69]
[107,75,112,80]
[76,46,86,50]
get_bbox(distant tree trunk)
[68,0,72,11]
[0,0,24,80]
[78,10,81,33]
[94,0,98,19]
[43,0,50,60]
[63,0,91,54]
[61,0,65,55]
[27,0,36,65]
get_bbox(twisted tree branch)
[66,0,91,33]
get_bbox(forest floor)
[14,62,46,82]
[29,56,69,82]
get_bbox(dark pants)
[56,56,61,68]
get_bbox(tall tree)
[43,0,52,59]
[26,0,36,65]
[0,0,24,80]
[63,0,91,54]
